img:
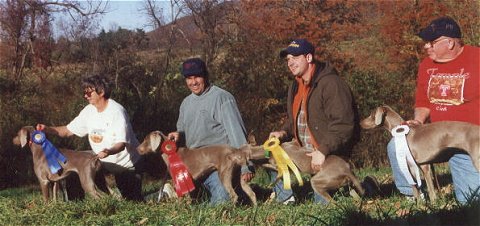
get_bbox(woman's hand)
[97,149,110,159]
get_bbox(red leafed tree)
[218,0,478,161]
[233,0,365,72]
[214,0,365,141]
[376,0,449,74]
[360,0,479,75]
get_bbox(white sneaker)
[405,192,425,202]
[282,196,295,205]
[349,189,361,200]
[157,183,177,201]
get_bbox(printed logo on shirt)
[89,129,105,143]
[427,68,467,106]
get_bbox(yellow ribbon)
[263,137,304,190]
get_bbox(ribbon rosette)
[161,140,195,197]
[391,125,422,188]
[31,130,67,174]
[263,137,303,190]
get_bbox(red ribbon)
[161,140,195,197]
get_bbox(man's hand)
[406,119,423,126]
[97,149,110,159]
[241,172,254,182]
[269,130,286,139]
[167,132,180,142]
[306,150,325,172]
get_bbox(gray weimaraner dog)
[13,126,104,202]
[242,140,372,203]
[137,130,257,205]
[360,105,480,202]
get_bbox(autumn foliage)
[0,0,479,187]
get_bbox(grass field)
[1,167,479,226]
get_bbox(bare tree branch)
[143,0,165,29]
[0,0,107,79]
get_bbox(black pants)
[115,168,143,201]
[105,157,145,201]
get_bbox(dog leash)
[161,140,195,197]
[263,137,303,190]
[31,130,67,174]
[391,125,422,188]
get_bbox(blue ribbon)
[31,130,67,174]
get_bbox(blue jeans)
[203,171,230,205]
[271,171,328,204]
[387,138,480,204]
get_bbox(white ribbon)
[391,125,422,188]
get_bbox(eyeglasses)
[424,38,449,48]
[83,89,96,97]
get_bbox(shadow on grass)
[372,171,454,199]
[336,198,480,226]
[248,179,363,204]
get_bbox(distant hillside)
[147,14,202,51]
[146,1,237,54]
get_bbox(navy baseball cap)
[181,58,207,77]
[279,39,315,58]
[418,16,461,41]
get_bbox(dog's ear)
[158,131,168,141]
[149,131,163,151]
[13,126,33,147]
[374,107,386,126]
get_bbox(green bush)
[346,70,416,167]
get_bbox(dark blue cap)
[181,58,207,77]
[418,16,461,41]
[280,39,315,58]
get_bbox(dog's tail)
[91,156,102,172]
[239,145,268,161]
[91,157,108,198]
